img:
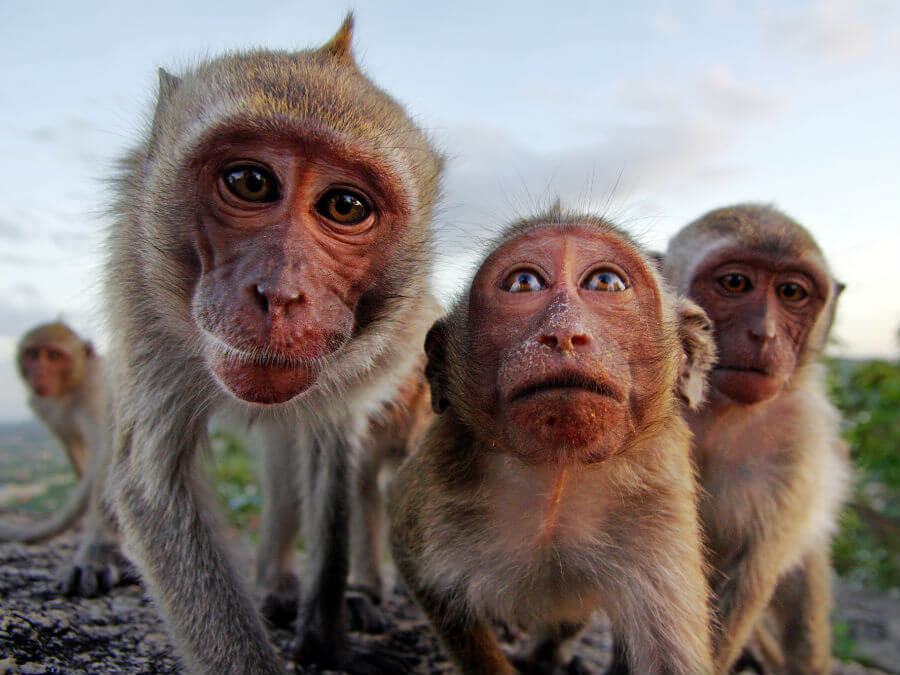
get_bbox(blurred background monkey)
[1,321,124,597]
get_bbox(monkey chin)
[504,389,629,465]
[713,368,786,406]
[208,353,320,405]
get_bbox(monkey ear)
[834,279,846,296]
[424,319,450,414]
[319,13,355,62]
[674,298,716,410]
[149,68,181,149]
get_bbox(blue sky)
[0,0,898,421]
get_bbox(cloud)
[0,217,23,240]
[760,0,882,60]
[0,294,59,339]
[433,67,781,257]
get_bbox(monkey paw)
[57,546,125,598]
[346,586,388,634]
[259,572,300,627]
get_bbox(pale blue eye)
[583,269,626,292]
[503,269,546,293]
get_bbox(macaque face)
[463,225,666,465]
[190,131,408,405]
[20,344,73,398]
[688,240,830,405]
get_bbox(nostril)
[571,334,590,347]
[538,334,558,349]
[251,284,269,314]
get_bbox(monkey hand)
[57,538,129,598]
[346,585,388,634]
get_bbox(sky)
[0,0,898,421]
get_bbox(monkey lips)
[713,359,792,405]
[500,368,632,465]
[208,351,321,404]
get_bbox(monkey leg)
[713,552,786,674]
[347,442,390,634]
[115,428,284,675]
[511,621,591,675]
[294,437,406,675]
[256,423,302,628]
[766,546,832,675]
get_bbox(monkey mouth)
[508,372,623,404]
[715,365,772,377]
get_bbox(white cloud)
[760,0,884,60]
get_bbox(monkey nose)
[249,283,305,316]
[538,331,591,352]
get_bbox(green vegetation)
[209,429,261,535]
[829,357,900,589]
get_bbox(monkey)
[609,204,850,674]
[1,321,126,597]
[389,210,718,675]
[103,15,441,675]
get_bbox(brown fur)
[104,15,441,674]
[668,204,850,674]
[390,212,716,675]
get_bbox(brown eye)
[778,282,808,302]
[502,269,546,293]
[222,165,279,202]
[718,273,751,294]
[583,269,626,292]
[315,188,372,226]
[23,347,38,360]
[47,349,63,362]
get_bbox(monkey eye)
[23,347,39,360]
[46,349,63,362]
[315,188,372,226]
[583,268,627,292]
[502,268,547,293]
[222,165,280,202]
[717,273,751,294]
[777,282,808,302]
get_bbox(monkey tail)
[0,469,93,544]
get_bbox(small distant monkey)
[1,321,123,597]
[613,205,850,674]
[390,211,717,675]
[104,15,441,675]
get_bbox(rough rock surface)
[0,536,891,674]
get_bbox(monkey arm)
[114,423,284,675]
[767,544,833,675]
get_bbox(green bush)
[210,429,261,534]
[829,357,900,589]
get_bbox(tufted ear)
[149,68,181,150]
[318,13,355,62]
[675,297,716,409]
[424,318,450,414]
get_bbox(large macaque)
[390,212,717,675]
[104,16,441,675]
[2,321,124,596]
[663,205,849,674]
